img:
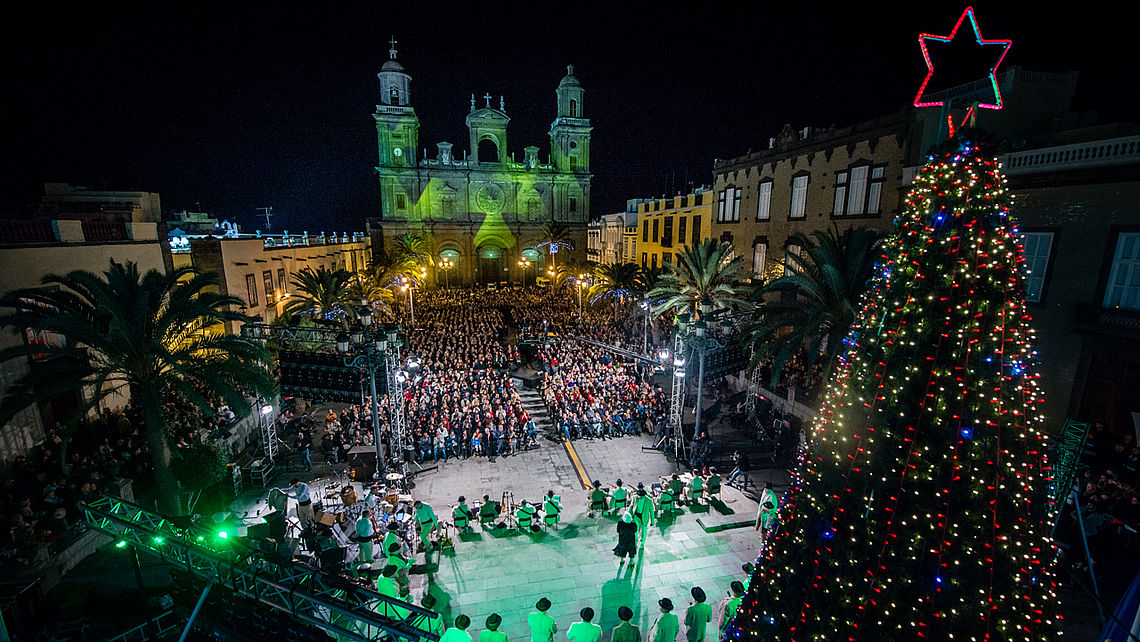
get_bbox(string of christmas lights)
[725,142,1060,641]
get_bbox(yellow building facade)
[633,189,713,270]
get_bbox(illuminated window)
[790,176,808,219]
[847,166,868,215]
[641,252,647,267]
[756,181,772,221]
[783,244,801,276]
[1104,232,1140,309]
[277,268,286,294]
[752,242,767,279]
[263,271,274,303]
[868,166,885,214]
[833,172,848,216]
[651,254,657,269]
[731,188,741,222]
[246,274,258,307]
[1019,232,1053,303]
[717,190,726,222]
[390,86,399,103]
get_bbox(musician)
[543,490,563,529]
[657,486,676,516]
[588,481,609,518]
[632,486,655,546]
[364,484,386,513]
[688,470,704,506]
[276,479,314,530]
[517,500,538,531]
[384,541,412,597]
[355,509,376,568]
[610,479,629,516]
[413,500,440,552]
[383,521,407,558]
[453,496,475,533]
[479,494,503,524]
[756,482,779,537]
[666,474,685,505]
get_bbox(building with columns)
[370,41,591,285]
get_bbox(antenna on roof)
[256,206,274,231]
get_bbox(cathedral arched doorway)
[438,248,461,287]
[520,248,541,286]
[477,244,506,284]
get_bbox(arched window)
[569,99,578,117]
[390,86,399,103]
[478,138,499,163]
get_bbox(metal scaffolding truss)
[1047,418,1092,520]
[241,322,346,347]
[386,345,408,457]
[79,495,441,642]
[667,332,688,464]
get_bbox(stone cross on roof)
[388,36,398,60]
[484,93,493,108]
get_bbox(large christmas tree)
[729,142,1060,640]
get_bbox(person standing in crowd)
[726,451,750,489]
[614,513,637,564]
[610,606,640,642]
[649,598,679,642]
[567,607,602,642]
[684,587,711,642]
[440,615,473,642]
[717,581,746,635]
[529,597,558,642]
[355,509,375,568]
[633,485,655,547]
[414,500,439,552]
[277,479,313,530]
[756,482,779,539]
[295,431,312,472]
[480,613,508,642]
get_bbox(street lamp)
[401,278,415,327]
[576,274,586,320]
[640,297,651,356]
[518,257,531,285]
[336,307,390,478]
[440,259,454,288]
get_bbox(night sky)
[4,4,1133,233]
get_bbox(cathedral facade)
[371,43,591,285]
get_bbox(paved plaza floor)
[399,432,783,642]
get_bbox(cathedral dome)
[381,59,405,72]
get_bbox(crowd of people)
[1065,422,1140,568]
[0,386,251,570]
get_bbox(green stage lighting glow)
[217,530,228,539]
[115,540,127,548]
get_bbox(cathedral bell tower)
[549,65,592,222]
[375,38,420,169]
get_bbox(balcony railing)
[1003,135,1140,175]
[1076,303,1140,336]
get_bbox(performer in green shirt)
[440,615,473,642]
[610,606,641,642]
[479,613,508,642]
[683,587,711,642]
[528,597,558,642]
[718,581,746,634]
[566,607,602,642]
[650,598,679,642]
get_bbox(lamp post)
[337,308,389,478]
[401,279,415,327]
[518,257,531,285]
[441,259,454,288]
[640,297,651,356]
[576,274,586,320]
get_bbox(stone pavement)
[404,432,789,642]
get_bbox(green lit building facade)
[371,44,591,284]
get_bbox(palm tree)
[537,221,574,271]
[746,227,884,386]
[285,265,355,325]
[389,232,434,271]
[0,261,276,516]
[647,238,748,317]
[588,263,648,305]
